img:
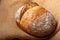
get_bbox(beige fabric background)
[0,0,60,40]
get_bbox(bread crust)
[15,2,57,38]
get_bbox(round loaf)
[15,2,57,38]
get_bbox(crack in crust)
[15,2,38,23]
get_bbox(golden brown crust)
[20,6,47,31]
[15,2,38,23]
[15,2,57,38]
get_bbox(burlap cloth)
[0,0,60,40]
